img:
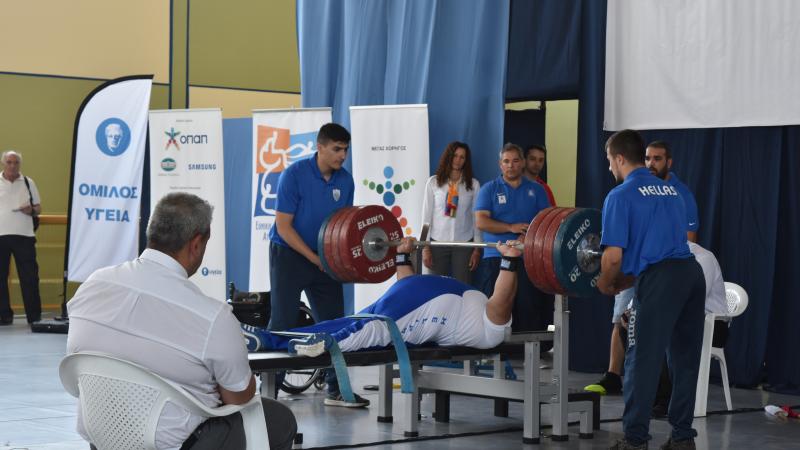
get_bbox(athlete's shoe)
[584,371,623,395]
[240,324,263,352]
[288,334,328,357]
[324,392,370,408]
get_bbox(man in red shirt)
[523,145,556,206]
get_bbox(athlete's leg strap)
[349,314,415,394]
[272,331,356,403]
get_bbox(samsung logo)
[188,163,217,171]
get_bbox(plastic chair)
[693,282,749,417]
[59,352,269,450]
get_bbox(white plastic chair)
[693,282,749,417]
[59,352,269,450]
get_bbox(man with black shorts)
[597,130,705,450]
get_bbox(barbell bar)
[318,205,604,297]
[366,238,526,251]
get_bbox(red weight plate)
[542,208,577,295]
[326,207,358,282]
[318,210,342,282]
[527,207,564,293]
[524,207,558,292]
[334,206,363,282]
[341,205,402,283]
[533,207,570,294]
[322,207,347,282]
[320,208,341,281]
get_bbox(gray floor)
[2,315,799,450]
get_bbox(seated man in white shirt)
[67,192,296,450]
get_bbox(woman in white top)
[421,141,481,283]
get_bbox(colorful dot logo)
[364,166,416,235]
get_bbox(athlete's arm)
[395,237,417,280]
[485,241,522,325]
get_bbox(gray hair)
[146,192,213,254]
[498,143,524,160]
[1,150,22,164]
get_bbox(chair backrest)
[59,352,243,450]
[723,282,749,318]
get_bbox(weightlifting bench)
[248,295,597,444]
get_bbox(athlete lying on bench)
[242,238,522,355]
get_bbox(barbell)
[316,205,604,297]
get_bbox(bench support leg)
[493,355,509,417]
[433,391,450,422]
[551,294,569,441]
[261,372,278,400]
[403,366,420,437]
[377,364,393,423]
[523,340,541,444]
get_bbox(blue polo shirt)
[474,176,550,258]
[601,167,691,276]
[269,154,354,252]
[668,172,699,232]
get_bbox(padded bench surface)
[248,331,552,372]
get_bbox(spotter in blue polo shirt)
[269,153,354,252]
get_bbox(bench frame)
[248,294,595,443]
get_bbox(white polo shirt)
[0,172,40,237]
[688,242,728,316]
[421,176,482,242]
[66,249,252,450]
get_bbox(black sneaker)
[609,438,648,450]
[659,438,695,450]
[584,371,623,395]
[324,392,370,408]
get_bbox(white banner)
[148,108,226,300]
[67,76,152,282]
[604,0,800,131]
[249,108,332,292]
[350,104,430,311]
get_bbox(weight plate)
[525,207,562,293]
[340,205,402,283]
[334,206,362,282]
[317,209,342,282]
[327,207,358,282]
[541,208,576,295]
[533,207,570,294]
[552,208,603,298]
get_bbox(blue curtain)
[506,0,581,101]
[222,118,254,292]
[297,0,511,186]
